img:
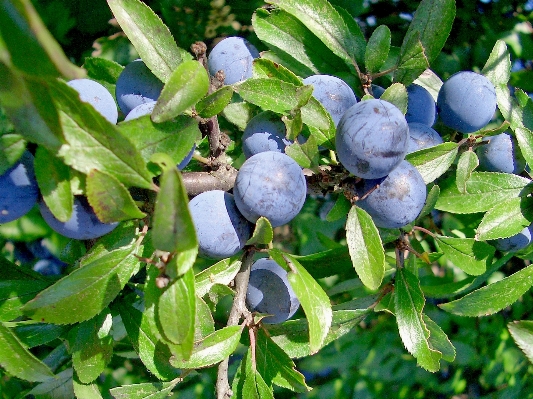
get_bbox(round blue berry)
[207,37,259,85]
[242,111,290,158]
[67,79,119,124]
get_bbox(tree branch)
[182,166,238,197]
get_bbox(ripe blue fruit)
[407,123,443,153]
[188,190,252,259]
[242,111,290,158]
[233,151,307,228]
[246,258,300,324]
[476,132,525,174]
[437,71,497,133]
[336,99,409,179]
[405,84,437,126]
[33,258,66,276]
[491,225,532,252]
[0,152,39,223]
[39,196,118,240]
[356,161,427,229]
[302,74,358,126]
[116,59,164,115]
[67,79,119,124]
[207,37,259,85]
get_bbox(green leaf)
[34,146,73,222]
[13,322,66,348]
[293,247,353,279]
[83,57,124,85]
[109,382,178,399]
[508,321,533,365]
[394,34,429,85]
[436,172,532,214]
[0,0,84,79]
[253,58,302,86]
[195,258,242,298]
[152,60,209,123]
[434,236,495,276]
[158,268,196,359]
[417,184,440,220]
[0,323,55,382]
[284,134,319,169]
[440,264,533,316]
[0,280,50,322]
[380,83,408,114]
[195,86,234,119]
[247,217,274,246]
[476,197,533,241]
[72,310,113,383]
[346,206,385,291]
[365,25,391,74]
[272,251,332,354]
[515,126,533,168]
[22,236,142,324]
[50,79,153,189]
[394,268,442,372]
[169,325,243,369]
[423,314,456,362]
[406,142,458,184]
[73,379,104,399]
[326,194,351,222]
[241,351,275,399]
[456,150,478,194]
[87,169,146,223]
[115,299,180,380]
[152,167,197,269]
[27,368,74,398]
[413,69,443,101]
[482,39,511,87]
[0,133,26,175]
[107,0,191,83]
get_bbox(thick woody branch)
[182,166,238,197]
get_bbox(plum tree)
[39,196,118,240]
[188,190,252,259]
[233,151,307,227]
[0,152,39,223]
[246,258,300,324]
[207,36,259,85]
[115,59,164,115]
[336,99,409,179]
[67,79,119,124]
[437,71,497,133]
[405,84,437,126]
[241,111,291,158]
[407,122,443,153]
[356,160,427,229]
[477,132,525,174]
[302,74,358,126]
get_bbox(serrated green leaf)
[394,34,429,85]
[0,323,55,382]
[169,325,242,369]
[158,268,195,359]
[195,86,233,118]
[195,259,242,298]
[22,238,142,324]
[326,194,351,222]
[436,172,532,214]
[423,314,455,362]
[253,58,303,86]
[247,217,274,246]
[0,133,26,175]
[476,197,533,241]
[284,134,319,168]
[482,39,511,87]
[406,142,458,184]
[242,350,275,399]
[27,367,74,398]
[365,25,391,73]
[87,169,146,223]
[508,321,533,365]
[73,379,104,399]
[346,206,385,290]
[515,126,533,168]
[13,322,66,348]
[380,83,408,114]
[72,310,113,383]
[83,57,123,85]
[440,264,533,316]
[434,236,494,275]
[109,381,178,399]
[152,60,209,123]
[0,280,50,322]
[456,150,478,194]
[34,146,73,222]
[417,184,440,220]
[152,167,197,270]
[395,268,441,372]
[107,0,191,83]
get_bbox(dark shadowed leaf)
[0,133,27,175]
[195,86,234,119]
[27,367,73,398]
[423,314,456,362]
[293,247,353,279]
[0,280,51,322]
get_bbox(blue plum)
[188,190,252,259]
[476,132,525,174]
[336,99,409,179]
[33,258,66,276]
[207,37,260,85]
[116,59,164,115]
[371,84,385,98]
[303,74,358,126]
[405,84,437,126]
[242,111,290,158]
[246,258,300,324]
[0,152,39,223]
[67,78,119,124]
[491,225,532,252]
[437,71,497,133]
[407,123,443,153]
[233,151,307,228]
[39,196,118,240]
[357,161,427,229]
